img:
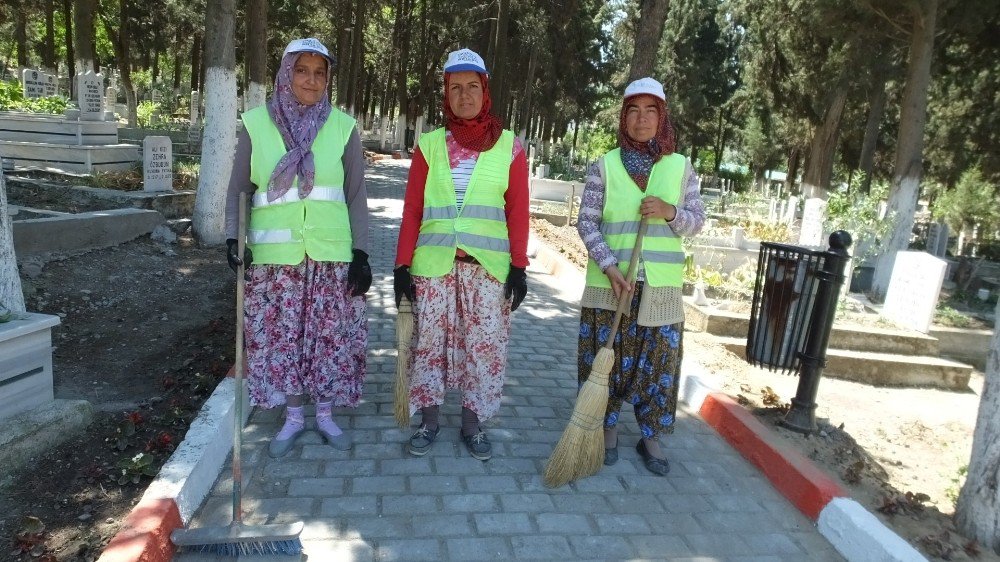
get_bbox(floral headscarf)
[617,94,676,190]
[264,52,332,202]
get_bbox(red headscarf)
[617,94,676,161]
[443,72,503,153]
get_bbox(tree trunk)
[74,0,96,73]
[0,172,26,315]
[172,29,183,92]
[244,0,267,110]
[713,106,729,174]
[62,0,75,78]
[345,0,366,115]
[870,0,937,302]
[490,0,510,117]
[192,0,238,246]
[858,67,889,194]
[335,0,352,106]
[395,0,412,124]
[800,79,850,198]
[190,33,202,92]
[955,298,1000,554]
[43,0,57,70]
[15,0,29,68]
[102,0,137,126]
[785,147,801,195]
[517,48,538,138]
[627,0,670,82]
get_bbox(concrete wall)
[13,208,164,255]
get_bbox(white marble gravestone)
[76,71,104,121]
[21,69,56,98]
[927,222,950,257]
[881,251,947,334]
[143,136,172,192]
[797,197,827,247]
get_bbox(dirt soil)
[531,216,999,562]
[2,186,234,560]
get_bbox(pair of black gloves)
[226,240,372,297]
[393,264,527,311]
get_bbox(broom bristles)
[544,347,615,488]
[394,301,414,427]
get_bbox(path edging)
[98,378,242,562]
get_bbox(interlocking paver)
[176,159,843,562]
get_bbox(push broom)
[393,296,413,427]
[544,218,648,488]
[171,193,303,555]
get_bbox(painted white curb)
[679,357,720,413]
[139,378,248,523]
[818,498,928,562]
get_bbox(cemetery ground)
[1,227,233,560]
[532,217,999,562]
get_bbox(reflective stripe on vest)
[585,150,687,288]
[410,128,515,282]
[242,106,356,266]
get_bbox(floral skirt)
[578,283,683,438]
[407,261,511,421]
[244,258,367,408]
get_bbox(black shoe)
[604,444,619,466]
[407,424,439,456]
[462,429,492,461]
[636,440,670,476]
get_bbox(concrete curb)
[97,378,244,562]
[532,236,927,562]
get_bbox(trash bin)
[746,242,823,374]
[745,232,853,433]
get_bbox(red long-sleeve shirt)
[395,143,530,269]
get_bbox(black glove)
[226,238,253,281]
[347,249,372,297]
[505,265,527,312]
[393,265,416,307]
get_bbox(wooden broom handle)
[605,218,649,347]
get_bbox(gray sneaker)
[462,429,492,461]
[407,424,440,456]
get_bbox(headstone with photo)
[142,136,173,192]
[21,69,56,98]
[881,251,947,334]
[797,197,826,247]
[75,71,105,121]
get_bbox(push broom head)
[543,346,614,488]
[171,521,304,556]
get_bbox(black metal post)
[779,231,852,435]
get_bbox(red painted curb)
[699,392,847,520]
[97,497,181,562]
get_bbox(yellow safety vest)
[410,128,514,282]
[242,105,356,265]
[585,150,686,288]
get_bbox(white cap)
[443,48,488,75]
[283,38,334,63]
[624,77,666,101]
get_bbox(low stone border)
[531,235,928,562]
[97,378,243,562]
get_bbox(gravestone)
[783,195,799,225]
[151,89,162,105]
[927,222,950,257]
[142,136,172,191]
[189,90,200,123]
[186,120,202,153]
[21,69,57,98]
[104,87,117,112]
[797,197,826,247]
[881,251,947,334]
[76,71,104,121]
[768,198,778,222]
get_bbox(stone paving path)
[177,159,843,561]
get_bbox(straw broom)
[393,296,414,427]
[544,218,649,488]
